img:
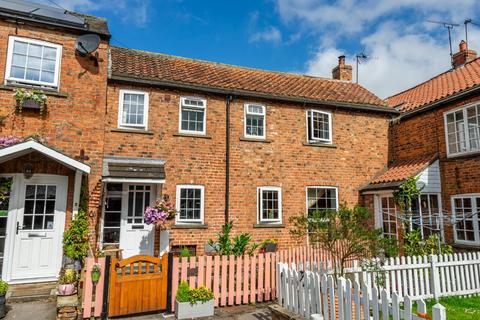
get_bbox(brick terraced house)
[362,41,480,249]
[0,0,399,285]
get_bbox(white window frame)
[179,97,207,135]
[305,186,339,217]
[306,109,332,144]
[117,90,149,130]
[452,193,480,245]
[257,186,282,224]
[244,103,266,139]
[175,185,205,224]
[444,102,480,157]
[5,36,62,88]
[410,193,443,240]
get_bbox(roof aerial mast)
[427,20,460,68]
[355,50,368,84]
[464,19,480,50]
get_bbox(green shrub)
[404,229,453,256]
[176,281,214,304]
[0,280,8,295]
[63,210,90,260]
[180,247,191,258]
[207,221,258,256]
[58,269,78,284]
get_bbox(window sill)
[172,223,208,229]
[111,128,154,135]
[302,142,337,148]
[0,84,68,98]
[240,137,272,143]
[444,150,480,160]
[453,242,480,249]
[253,223,285,228]
[173,133,212,139]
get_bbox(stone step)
[7,282,57,302]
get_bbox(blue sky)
[40,0,480,98]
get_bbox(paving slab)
[4,299,56,320]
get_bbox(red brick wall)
[391,93,480,246]
[105,83,391,254]
[0,20,109,244]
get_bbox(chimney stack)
[452,40,477,68]
[332,55,352,81]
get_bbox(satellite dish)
[75,34,100,56]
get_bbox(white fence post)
[432,303,446,320]
[429,254,441,301]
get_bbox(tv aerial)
[75,34,101,66]
[355,50,368,84]
[427,20,460,68]
[464,19,480,50]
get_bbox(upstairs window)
[118,90,149,130]
[244,104,266,139]
[445,104,480,156]
[179,97,206,134]
[6,36,62,88]
[307,110,332,143]
[257,187,282,224]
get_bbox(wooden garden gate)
[108,255,168,317]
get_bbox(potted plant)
[175,281,214,319]
[259,239,278,253]
[91,263,101,283]
[63,210,89,270]
[58,269,77,296]
[144,199,177,229]
[0,280,8,318]
[13,88,47,114]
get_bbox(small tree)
[290,205,397,278]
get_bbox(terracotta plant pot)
[58,283,75,296]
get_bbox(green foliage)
[0,280,8,295]
[176,281,191,303]
[58,269,78,284]
[176,281,214,304]
[259,239,278,249]
[290,205,398,278]
[0,177,12,211]
[13,88,47,114]
[180,247,191,258]
[393,176,423,213]
[63,210,89,260]
[404,229,453,256]
[207,221,258,256]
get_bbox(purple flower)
[0,136,22,148]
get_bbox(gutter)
[395,84,480,120]
[109,74,398,115]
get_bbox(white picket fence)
[278,264,447,320]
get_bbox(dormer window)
[5,36,62,89]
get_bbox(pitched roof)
[387,58,480,113]
[369,154,436,185]
[110,47,389,109]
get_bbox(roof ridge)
[111,46,355,84]
[387,56,480,101]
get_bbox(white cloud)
[275,0,480,97]
[250,26,282,44]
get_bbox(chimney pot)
[453,40,477,68]
[332,55,352,81]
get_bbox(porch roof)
[361,154,437,192]
[0,138,90,173]
[102,156,166,183]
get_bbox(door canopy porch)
[0,138,90,174]
[102,156,165,184]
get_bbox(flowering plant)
[144,200,177,228]
[13,88,48,114]
[0,136,21,148]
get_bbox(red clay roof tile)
[370,154,437,184]
[387,58,480,113]
[110,47,388,108]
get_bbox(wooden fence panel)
[82,257,106,319]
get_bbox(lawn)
[422,295,480,320]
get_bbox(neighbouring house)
[362,40,480,250]
[0,0,110,284]
[0,0,398,285]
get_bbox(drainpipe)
[225,95,233,224]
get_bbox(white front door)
[10,175,67,282]
[119,184,154,258]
